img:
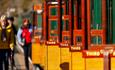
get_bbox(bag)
[13,36,24,54]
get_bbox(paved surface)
[9,52,33,70]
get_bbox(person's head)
[0,15,7,26]
[23,18,29,27]
[7,16,14,25]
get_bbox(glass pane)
[63,36,70,41]
[73,2,76,16]
[76,36,82,42]
[91,36,102,44]
[50,20,58,36]
[62,20,64,30]
[112,0,115,43]
[38,14,42,29]
[91,0,102,30]
[66,0,69,15]
[50,8,58,16]
[77,0,81,29]
[50,20,58,30]
[65,20,69,31]
[62,20,69,31]
[61,7,64,15]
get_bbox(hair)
[7,16,14,22]
[0,15,6,21]
[23,18,29,23]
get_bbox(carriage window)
[38,14,42,29]
[77,0,81,29]
[62,20,69,31]
[73,2,77,16]
[91,36,102,44]
[50,7,58,16]
[63,36,70,41]
[76,36,82,42]
[66,0,69,15]
[50,20,58,36]
[61,7,64,15]
[65,20,69,31]
[91,0,102,30]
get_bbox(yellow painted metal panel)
[48,46,61,70]
[41,45,48,70]
[32,43,42,64]
[71,52,85,70]
[111,58,115,70]
[86,58,103,70]
[60,48,71,70]
[32,43,47,69]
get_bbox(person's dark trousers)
[23,43,32,70]
[0,49,10,70]
[10,50,15,69]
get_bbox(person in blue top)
[17,18,33,70]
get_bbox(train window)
[77,0,81,29]
[50,20,58,36]
[63,36,70,41]
[50,7,58,16]
[91,0,102,30]
[73,1,77,16]
[65,20,69,31]
[37,14,42,29]
[78,18,82,29]
[65,0,69,15]
[62,20,69,31]
[91,23,102,30]
[61,7,64,15]
[62,20,64,30]
[76,36,82,42]
[91,36,102,44]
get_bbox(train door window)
[90,0,102,30]
[62,20,69,31]
[76,36,82,43]
[65,20,69,31]
[63,36,70,42]
[62,20,65,30]
[77,0,81,29]
[61,7,64,15]
[50,7,58,16]
[37,14,42,39]
[65,0,69,15]
[51,0,57,1]
[50,20,58,36]
[38,14,42,29]
[73,0,77,16]
[91,36,102,44]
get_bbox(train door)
[60,0,70,47]
[87,0,106,50]
[47,1,59,44]
[70,0,86,51]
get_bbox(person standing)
[0,15,15,70]
[17,18,33,70]
[7,16,17,69]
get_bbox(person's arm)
[29,24,33,33]
[9,29,15,50]
[17,28,24,46]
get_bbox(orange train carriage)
[32,0,115,70]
